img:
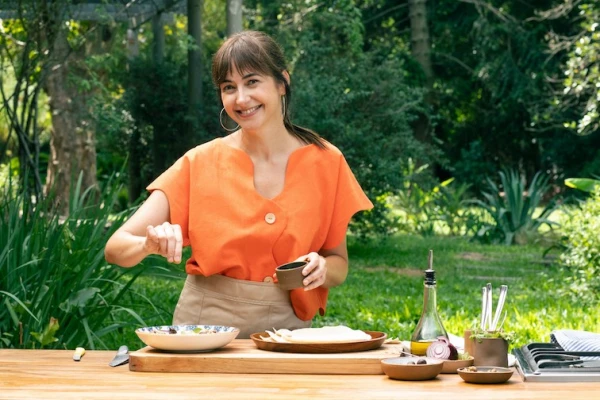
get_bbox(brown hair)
[212,30,325,148]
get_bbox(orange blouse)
[147,137,373,320]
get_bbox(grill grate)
[514,343,600,382]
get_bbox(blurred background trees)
[2,0,600,351]
[1,0,599,229]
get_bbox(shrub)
[471,169,559,245]
[0,173,156,349]
[558,187,600,304]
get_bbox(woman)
[104,30,373,338]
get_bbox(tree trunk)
[44,27,102,215]
[409,0,433,143]
[227,0,243,36]
[153,13,165,64]
[187,0,203,141]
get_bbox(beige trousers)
[173,274,311,338]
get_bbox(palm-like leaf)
[472,169,558,245]
[0,172,159,349]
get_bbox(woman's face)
[219,67,286,133]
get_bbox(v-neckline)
[217,137,314,201]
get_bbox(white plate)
[135,325,240,352]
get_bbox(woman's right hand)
[145,222,183,263]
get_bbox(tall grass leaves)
[0,171,152,349]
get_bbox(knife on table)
[109,345,129,367]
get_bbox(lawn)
[117,234,600,352]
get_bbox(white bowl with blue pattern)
[135,325,240,352]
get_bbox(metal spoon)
[491,285,508,331]
[486,283,493,331]
[481,286,488,330]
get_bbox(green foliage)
[472,169,559,245]
[429,1,556,191]
[565,178,600,193]
[0,173,157,349]
[469,326,516,344]
[30,317,60,347]
[390,158,474,236]
[394,159,474,237]
[90,19,223,203]
[558,187,600,305]
[435,181,477,236]
[424,0,600,195]
[394,160,439,236]
[560,2,600,135]
[256,2,439,237]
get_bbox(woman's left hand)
[296,252,327,291]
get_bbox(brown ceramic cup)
[275,261,308,290]
[465,330,509,367]
[464,330,473,357]
[471,337,509,367]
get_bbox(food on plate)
[465,366,502,373]
[406,358,428,365]
[260,325,371,343]
[151,326,219,335]
[426,336,458,360]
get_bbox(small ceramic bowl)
[441,356,474,374]
[457,366,513,384]
[381,357,444,381]
[275,261,308,290]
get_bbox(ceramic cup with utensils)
[275,261,308,290]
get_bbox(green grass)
[319,235,600,350]
[114,235,600,352]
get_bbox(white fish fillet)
[284,326,371,343]
[260,326,371,344]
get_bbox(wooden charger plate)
[250,331,387,353]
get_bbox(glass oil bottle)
[410,250,448,356]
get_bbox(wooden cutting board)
[129,339,405,374]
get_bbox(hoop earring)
[281,95,287,118]
[220,108,239,132]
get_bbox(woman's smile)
[237,105,262,117]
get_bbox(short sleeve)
[146,154,191,246]
[321,155,373,249]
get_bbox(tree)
[0,1,65,202]
[227,0,243,36]
[409,0,434,143]
[187,0,204,140]
[551,1,599,135]
[0,2,121,213]
[44,23,110,213]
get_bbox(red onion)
[426,336,458,360]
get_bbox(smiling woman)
[104,30,373,340]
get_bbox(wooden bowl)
[457,366,513,384]
[381,357,443,381]
[441,356,474,374]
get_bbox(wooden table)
[1,346,599,399]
